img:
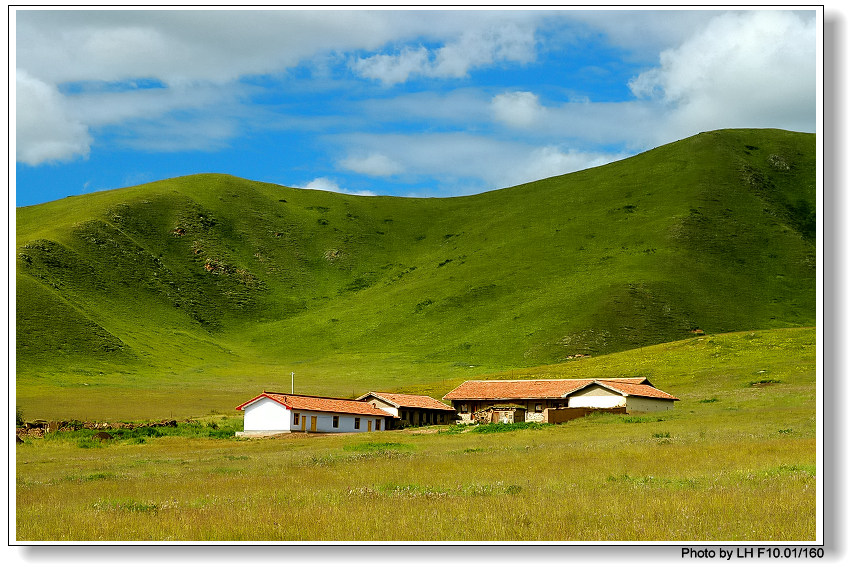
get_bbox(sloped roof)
[589,380,680,401]
[357,392,457,412]
[236,392,390,416]
[444,377,678,402]
[443,379,594,400]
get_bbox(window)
[461,404,469,413]
[332,415,339,428]
[375,419,381,430]
[354,417,361,429]
[534,403,543,412]
[293,413,300,426]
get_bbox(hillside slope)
[16,128,816,414]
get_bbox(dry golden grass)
[16,406,816,542]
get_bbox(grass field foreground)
[16,328,817,542]
[15,411,815,541]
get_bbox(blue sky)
[14,8,818,207]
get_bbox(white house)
[235,392,391,436]
[356,392,458,427]
[564,378,679,413]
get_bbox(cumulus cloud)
[351,46,431,86]
[14,8,816,197]
[14,10,542,164]
[16,69,92,165]
[301,176,375,196]
[352,22,537,85]
[629,10,816,142]
[491,91,544,128]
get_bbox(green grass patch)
[343,441,414,453]
[472,421,552,434]
[438,424,471,435]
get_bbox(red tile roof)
[444,377,678,402]
[357,392,457,412]
[595,380,680,401]
[236,392,390,416]
[443,379,594,400]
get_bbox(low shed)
[565,378,679,413]
[356,392,458,427]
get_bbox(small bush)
[619,415,667,423]
[207,428,237,439]
[472,422,551,434]
[438,424,469,435]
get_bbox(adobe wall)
[543,406,626,424]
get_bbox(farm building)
[356,392,458,427]
[443,378,678,423]
[235,392,391,436]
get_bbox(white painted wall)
[566,385,626,409]
[363,397,399,417]
[243,398,292,432]
[241,398,387,433]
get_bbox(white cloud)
[566,10,728,56]
[516,146,619,184]
[491,91,544,128]
[339,153,404,177]
[351,46,431,86]
[304,176,343,192]
[332,132,624,192]
[629,10,816,143]
[351,22,537,85]
[301,176,375,196]
[16,70,92,165]
[431,22,536,77]
[14,8,816,186]
[14,10,543,164]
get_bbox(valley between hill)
[15,128,816,419]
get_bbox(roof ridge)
[264,391,370,402]
[468,378,594,383]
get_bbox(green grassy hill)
[15,128,816,419]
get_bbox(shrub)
[472,422,551,434]
[438,424,469,435]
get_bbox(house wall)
[242,399,386,433]
[625,396,674,414]
[363,397,400,418]
[525,399,547,423]
[566,385,627,409]
[455,400,557,424]
[544,406,626,424]
[243,398,292,432]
